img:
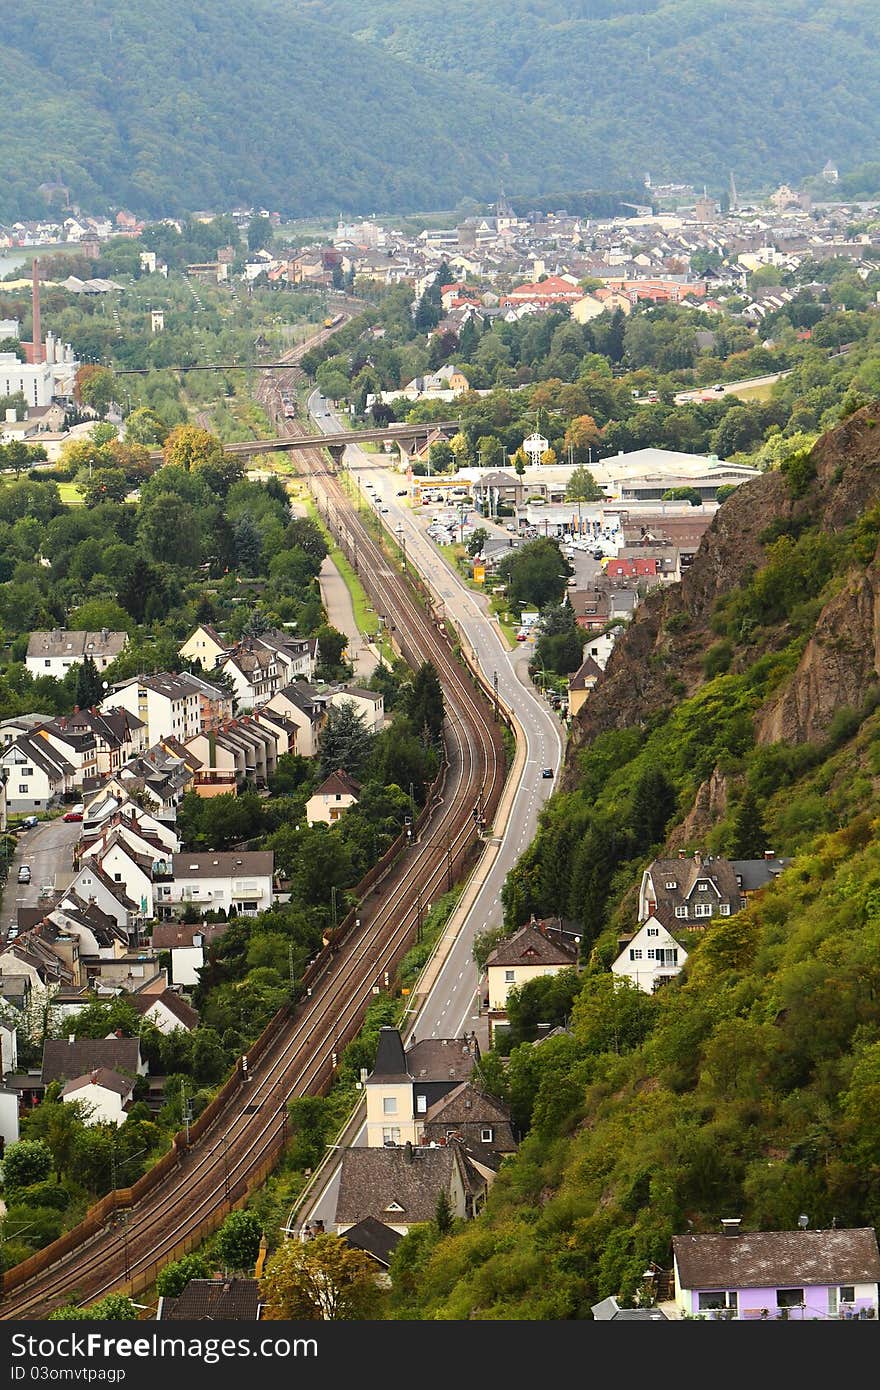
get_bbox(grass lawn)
[725,381,775,402]
[58,482,83,506]
[300,493,395,665]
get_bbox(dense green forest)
[306,0,880,193]
[3,1,878,220]
[0,0,589,221]
[381,404,880,1316]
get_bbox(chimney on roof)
[68,1033,75,1044]
[678,849,686,859]
[693,850,702,866]
[721,1218,742,1237]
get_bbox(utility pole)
[493,669,499,723]
[330,885,338,933]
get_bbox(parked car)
[505,523,517,533]
[17,865,31,883]
[38,882,54,899]
[396,489,407,496]
[21,816,39,829]
[63,803,84,822]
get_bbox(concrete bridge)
[150,421,459,468]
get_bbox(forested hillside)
[308,0,880,191]
[3,1,878,220]
[0,0,588,221]
[386,404,880,1317]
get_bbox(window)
[382,1096,398,1115]
[629,948,642,960]
[44,659,51,667]
[665,880,677,889]
[416,1094,427,1114]
[647,927,659,937]
[776,1288,804,1309]
[719,904,731,916]
[114,873,122,882]
[675,905,688,919]
[698,1291,738,1312]
[839,1286,855,1304]
[504,969,515,982]
[481,1127,494,1142]
[382,1128,400,1145]
[18,784,27,794]
[696,880,710,891]
[22,767,32,777]
[694,903,713,918]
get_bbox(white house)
[611,914,688,994]
[86,836,156,918]
[63,861,138,930]
[164,850,275,919]
[25,629,129,678]
[328,687,384,734]
[150,923,229,987]
[0,732,75,811]
[484,922,579,1043]
[60,1067,134,1126]
[264,683,328,757]
[100,673,203,745]
[306,769,360,825]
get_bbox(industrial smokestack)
[32,259,42,363]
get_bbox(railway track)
[1,331,505,1319]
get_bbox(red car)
[63,804,84,822]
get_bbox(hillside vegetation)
[386,405,880,1317]
[308,0,880,191]
[0,0,589,221]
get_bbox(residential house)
[570,588,612,634]
[264,683,329,757]
[100,673,218,745]
[364,1027,481,1148]
[328,686,384,734]
[339,1218,402,1280]
[605,545,681,585]
[672,1223,880,1321]
[164,850,275,920]
[60,1067,135,1126]
[567,654,602,718]
[484,922,579,1043]
[25,628,128,678]
[178,623,229,672]
[420,1081,518,1157]
[216,632,316,709]
[83,834,158,919]
[305,769,361,825]
[335,1139,486,1236]
[129,989,199,1034]
[46,707,147,777]
[611,912,688,994]
[638,853,746,925]
[0,733,75,812]
[42,1035,146,1085]
[149,922,229,987]
[63,859,139,932]
[157,1279,263,1321]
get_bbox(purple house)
[672,1222,880,1320]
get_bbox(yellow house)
[485,922,579,1042]
[305,769,360,825]
[179,623,228,672]
[571,294,607,325]
[567,654,602,718]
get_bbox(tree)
[563,416,602,466]
[729,787,768,859]
[125,407,168,446]
[466,526,488,558]
[540,447,557,467]
[428,440,453,473]
[496,537,568,609]
[233,513,262,575]
[48,1295,139,1321]
[512,447,528,476]
[434,1189,454,1235]
[216,1209,263,1273]
[285,517,328,566]
[156,1253,211,1298]
[75,656,103,709]
[75,365,115,416]
[629,766,678,849]
[81,467,129,507]
[3,1139,53,1190]
[259,1233,383,1319]
[565,464,604,504]
[449,432,470,471]
[247,214,273,253]
[661,486,702,506]
[318,702,373,778]
[162,424,225,473]
[405,662,445,741]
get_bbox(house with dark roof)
[60,1066,135,1126]
[340,1217,402,1275]
[638,853,745,926]
[671,1223,880,1320]
[129,989,199,1034]
[335,1139,486,1235]
[42,1035,145,1085]
[484,922,579,1042]
[365,1028,481,1148]
[420,1081,518,1156]
[157,1278,263,1321]
[305,769,361,825]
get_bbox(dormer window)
[696,880,709,892]
[665,881,677,890]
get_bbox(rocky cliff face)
[566,404,880,782]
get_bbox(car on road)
[17,866,31,883]
[505,523,517,532]
[63,804,84,822]
[21,816,39,829]
[713,382,725,392]
[380,506,389,514]
[542,767,554,778]
[396,489,407,496]
[516,631,528,642]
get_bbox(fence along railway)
[0,337,507,1318]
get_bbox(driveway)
[2,817,81,939]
